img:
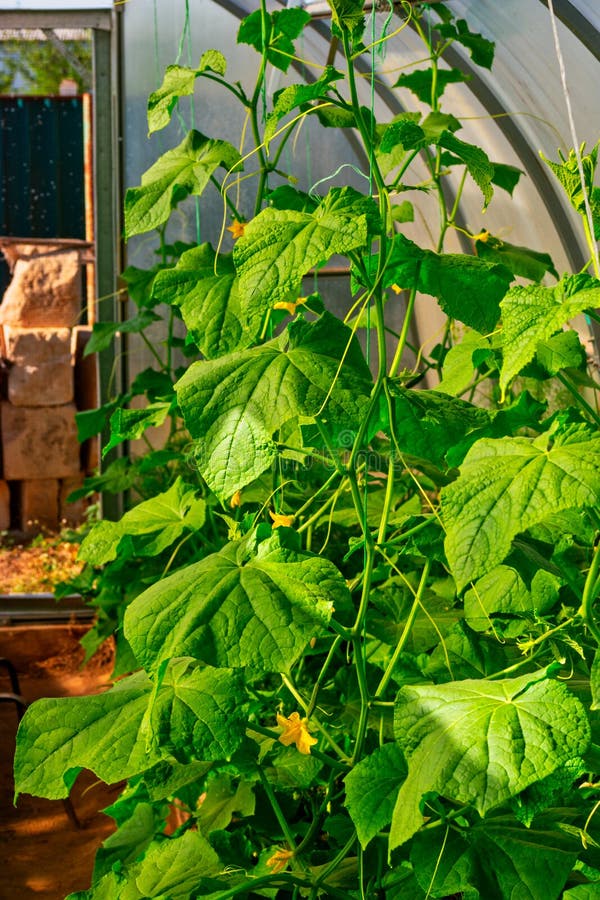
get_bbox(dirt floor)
[0,624,121,898]
[0,531,83,594]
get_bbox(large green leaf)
[386,386,489,469]
[390,670,590,849]
[476,234,558,282]
[438,130,495,208]
[410,810,580,900]
[14,661,245,800]
[103,401,172,456]
[67,830,223,900]
[79,478,205,565]
[123,533,344,673]
[499,274,600,395]
[147,51,226,134]
[233,187,377,316]
[463,565,533,633]
[541,143,600,237]
[83,310,161,356]
[175,312,373,500]
[441,428,600,591]
[124,130,241,238]
[470,811,582,900]
[264,66,343,146]
[344,744,407,849]
[152,244,258,358]
[238,7,311,72]
[394,67,471,104]
[370,234,511,333]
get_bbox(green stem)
[388,279,418,378]
[391,147,421,189]
[210,174,241,218]
[197,71,246,104]
[580,540,600,645]
[294,470,342,520]
[307,635,344,717]
[582,212,600,279]
[250,0,270,216]
[350,634,371,764]
[139,329,168,372]
[312,832,357,893]
[376,452,396,546]
[374,559,431,697]
[257,766,300,856]
[555,371,600,428]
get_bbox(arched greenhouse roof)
[117,0,600,365]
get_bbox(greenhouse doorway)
[0,4,121,538]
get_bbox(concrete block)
[0,244,82,328]
[0,480,9,531]
[4,326,73,407]
[1,403,80,480]
[19,478,60,533]
[59,474,88,527]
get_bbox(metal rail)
[0,593,94,625]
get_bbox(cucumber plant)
[14,3,600,897]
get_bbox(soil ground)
[0,624,120,898]
[0,531,83,594]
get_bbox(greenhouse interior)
[2,0,600,897]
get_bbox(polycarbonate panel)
[120,0,600,381]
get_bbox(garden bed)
[0,623,119,899]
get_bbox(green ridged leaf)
[441,428,600,591]
[124,533,345,673]
[499,274,600,395]
[390,671,590,849]
[14,661,245,800]
[176,312,373,500]
[124,130,241,237]
[233,187,377,317]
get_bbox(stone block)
[19,479,60,533]
[1,403,80,480]
[59,474,88,527]
[0,244,82,328]
[0,480,9,531]
[4,326,73,407]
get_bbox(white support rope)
[547,0,600,276]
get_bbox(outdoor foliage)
[0,35,91,94]
[13,2,600,897]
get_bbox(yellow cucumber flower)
[276,711,318,754]
[266,847,294,874]
[270,510,295,528]
[273,296,307,316]
[227,220,246,239]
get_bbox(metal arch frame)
[229,0,471,252]
[442,43,587,273]
[273,0,593,273]
[537,0,600,61]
